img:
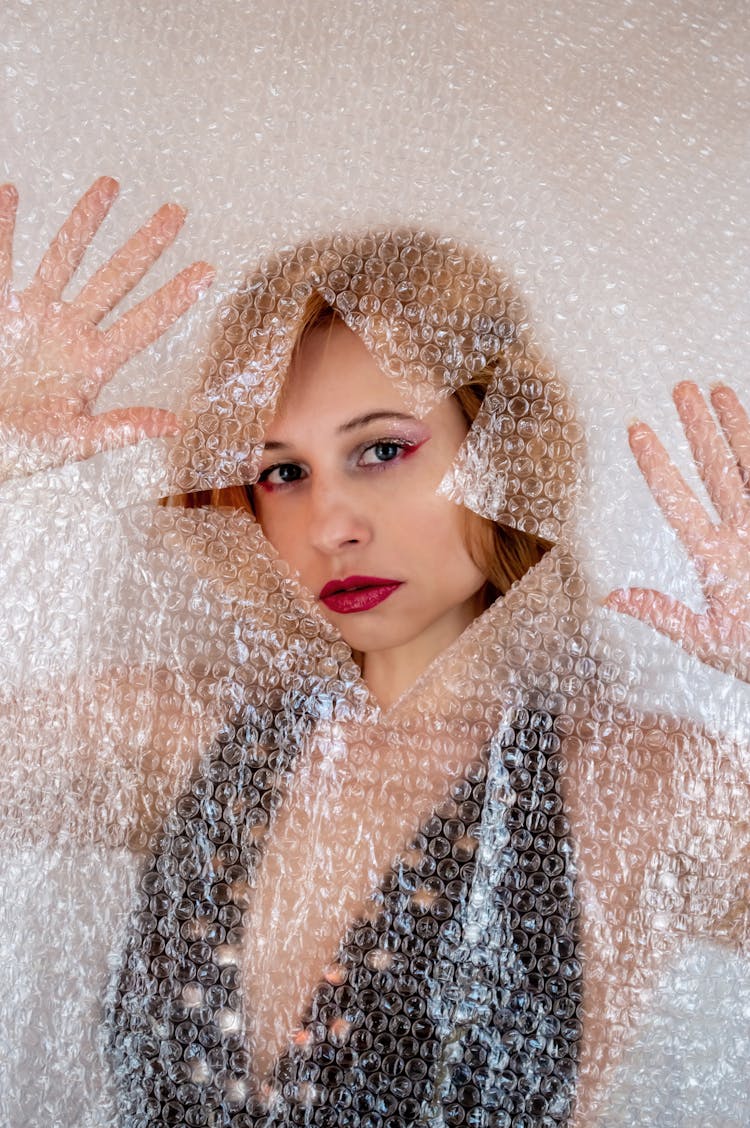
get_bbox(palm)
[680,521,749,673]
[0,177,213,476]
[607,382,750,684]
[1,290,110,406]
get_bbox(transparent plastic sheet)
[1,4,749,1128]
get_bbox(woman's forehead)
[264,320,472,453]
[268,320,413,433]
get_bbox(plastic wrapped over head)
[173,229,580,544]
[150,229,583,738]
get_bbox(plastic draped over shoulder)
[2,229,749,1128]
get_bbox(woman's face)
[253,319,488,697]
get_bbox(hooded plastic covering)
[2,214,749,1128]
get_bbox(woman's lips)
[319,575,403,614]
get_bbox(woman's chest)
[111,706,580,1126]
[240,732,489,1082]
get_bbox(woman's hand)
[0,177,214,480]
[605,382,750,683]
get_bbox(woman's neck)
[361,595,485,710]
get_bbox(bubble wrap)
[0,3,748,1128]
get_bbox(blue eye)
[359,440,409,466]
[257,462,305,488]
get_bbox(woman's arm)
[591,387,750,1120]
[601,379,750,936]
[566,705,750,1126]
[0,178,215,844]
[0,177,213,480]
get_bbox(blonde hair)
[165,290,550,606]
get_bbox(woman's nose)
[307,484,372,555]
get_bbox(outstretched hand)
[0,177,214,479]
[606,382,750,684]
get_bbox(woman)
[1,180,748,1127]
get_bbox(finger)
[0,183,19,289]
[673,381,747,523]
[103,260,214,370]
[711,384,750,491]
[71,203,187,324]
[628,421,715,558]
[30,176,119,302]
[604,587,704,651]
[77,407,182,457]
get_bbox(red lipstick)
[319,575,403,614]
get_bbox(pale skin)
[252,322,489,709]
[234,324,750,1094]
[246,324,493,1079]
[2,179,749,1117]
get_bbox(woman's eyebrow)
[262,411,417,451]
[338,410,416,433]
